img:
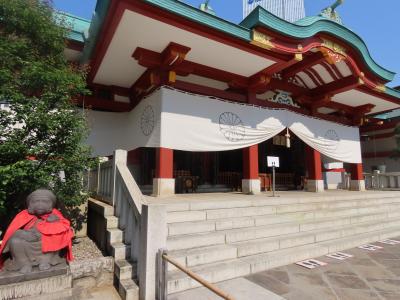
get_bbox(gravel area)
[72,237,103,261]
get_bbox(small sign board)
[267,156,280,168]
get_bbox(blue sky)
[53,0,400,87]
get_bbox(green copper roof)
[295,16,329,26]
[241,7,395,82]
[81,0,396,83]
[55,11,91,43]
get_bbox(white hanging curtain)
[86,87,362,163]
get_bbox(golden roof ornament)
[199,0,216,16]
[320,0,344,24]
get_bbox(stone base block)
[152,178,175,197]
[242,179,261,195]
[0,274,72,300]
[307,180,325,193]
[350,180,366,191]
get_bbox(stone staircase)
[89,199,139,300]
[165,192,400,294]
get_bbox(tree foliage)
[0,0,92,232]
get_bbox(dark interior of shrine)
[133,132,307,193]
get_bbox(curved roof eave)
[82,0,395,83]
[240,7,395,82]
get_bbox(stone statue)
[0,189,74,274]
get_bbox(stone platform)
[0,263,68,286]
[0,238,115,300]
[154,190,400,294]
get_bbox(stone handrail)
[115,162,143,215]
[364,171,400,189]
[88,149,167,300]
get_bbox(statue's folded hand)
[14,229,40,242]
[47,214,60,223]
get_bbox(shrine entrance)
[258,132,306,191]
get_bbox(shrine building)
[62,0,400,196]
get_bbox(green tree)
[0,0,92,232]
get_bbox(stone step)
[105,215,119,229]
[165,192,400,213]
[166,197,400,224]
[168,244,238,270]
[167,203,399,236]
[107,228,124,244]
[167,231,225,251]
[167,226,400,294]
[88,198,114,216]
[111,242,131,261]
[118,278,139,300]
[168,259,250,294]
[115,259,137,281]
[167,216,400,265]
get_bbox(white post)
[112,149,127,207]
[139,204,167,300]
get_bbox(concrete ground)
[170,237,400,300]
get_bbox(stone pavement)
[170,237,400,300]
[246,238,400,300]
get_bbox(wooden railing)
[157,249,236,300]
[217,172,241,191]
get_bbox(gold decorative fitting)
[250,30,274,50]
[358,78,364,85]
[321,39,346,56]
[360,72,365,77]
[374,84,386,93]
[168,71,176,83]
[150,73,156,85]
[297,44,303,51]
[294,53,303,61]
[320,47,345,64]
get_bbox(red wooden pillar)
[243,145,259,179]
[350,163,365,191]
[351,163,363,181]
[153,147,175,196]
[306,146,322,180]
[305,146,324,192]
[155,148,173,178]
[242,144,260,194]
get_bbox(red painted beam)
[363,151,399,159]
[282,52,326,79]
[173,80,247,103]
[75,95,132,112]
[361,120,399,132]
[361,131,395,141]
[133,46,248,86]
[66,39,84,52]
[308,76,361,97]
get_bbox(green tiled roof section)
[80,0,111,64]
[387,87,400,99]
[240,7,395,82]
[54,11,91,43]
[143,0,251,41]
